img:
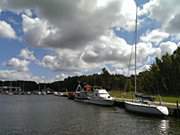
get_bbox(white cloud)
[41,55,57,70]
[55,73,68,81]
[111,40,178,75]
[0,70,45,82]
[112,64,152,76]
[138,0,158,16]
[120,0,136,20]
[140,29,169,45]
[166,14,180,33]
[40,36,179,77]
[23,9,33,17]
[6,58,29,72]
[22,14,58,48]
[97,0,117,8]
[140,0,180,33]
[81,32,132,67]
[4,0,137,49]
[0,1,5,12]
[41,48,89,73]
[0,21,16,38]
[39,31,172,76]
[2,0,179,80]
[160,41,178,56]
[19,48,36,61]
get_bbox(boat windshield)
[99,93,109,95]
[135,93,155,101]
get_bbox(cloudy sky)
[0,0,180,82]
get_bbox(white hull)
[74,98,87,102]
[74,88,114,106]
[85,98,114,106]
[124,101,169,116]
[74,98,114,106]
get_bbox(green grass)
[155,96,180,103]
[109,90,134,99]
[110,90,180,104]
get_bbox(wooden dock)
[168,107,180,117]
[168,101,180,118]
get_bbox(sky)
[0,0,180,82]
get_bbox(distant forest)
[1,47,180,96]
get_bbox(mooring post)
[177,100,179,109]
[176,100,180,118]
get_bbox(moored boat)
[68,92,75,99]
[124,2,169,117]
[86,88,114,106]
[124,94,169,116]
[73,83,114,106]
[74,83,91,101]
[54,91,59,96]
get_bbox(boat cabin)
[135,93,155,104]
[94,89,112,99]
[83,84,92,92]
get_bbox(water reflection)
[0,96,179,135]
[159,119,169,135]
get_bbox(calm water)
[0,96,179,135]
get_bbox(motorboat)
[74,83,90,101]
[86,88,114,106]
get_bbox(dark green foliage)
[0,80,38,92]
[53,69,128,92]
[139,47,180,96]
[1,47,180,96]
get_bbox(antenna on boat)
[134,1,138,94]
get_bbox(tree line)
[1,47,180,96]
[51,47,180,96]
[138,47,180,96]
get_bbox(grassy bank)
[109,90,134,99]
[156,96,180,103]
[110,90,180,103]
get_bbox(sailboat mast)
[134,1,138,94]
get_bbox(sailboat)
[74,83,114,106]
[124,2,169,116]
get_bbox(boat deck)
[113,99,180,118]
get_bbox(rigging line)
[127,43,134,76]
[134,1,138,94]
[123,44,134,91]
[124,1,138,92]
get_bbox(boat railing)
[135,93,155,102]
